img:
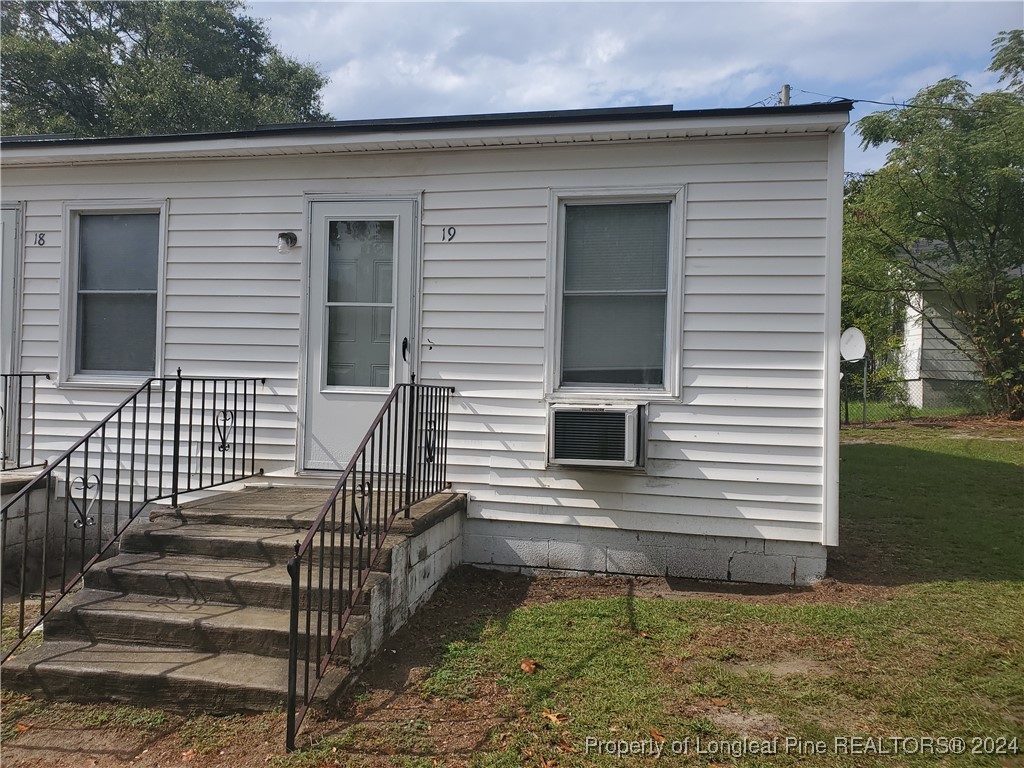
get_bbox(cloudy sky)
[255,1,1022,173]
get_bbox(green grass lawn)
[299,422,1022,767]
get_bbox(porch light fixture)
[277,232,298,253]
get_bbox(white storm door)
[303,200,416,471]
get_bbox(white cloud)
[252,0,1021,169]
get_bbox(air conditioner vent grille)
[552,410,627,462]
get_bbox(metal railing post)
[285,546,301,751]
[403,384,418,518]
[170,368,184,508]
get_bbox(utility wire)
[745,91,779,108]
[794,88,1000,114]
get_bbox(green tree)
[1,0,330,137]
[846,30,1024,418]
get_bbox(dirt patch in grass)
[723,657,835,678]
[0,699,283,768]
[701,707,785,739]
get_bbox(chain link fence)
[840,363,991,425]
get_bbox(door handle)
[402,337,409,362]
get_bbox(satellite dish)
[840,327,866,362]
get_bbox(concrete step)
[121,519,307,564]
[1,487,464,719]
[161,484,410,531]
[154,486,328,530]
[84,551,386,612]
[121,518,402,570]
[3,639,293,713]
[43,589,366,660]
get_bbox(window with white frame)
[558,200,672,389]
[71,211,160,376]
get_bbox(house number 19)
[440,226,456,242]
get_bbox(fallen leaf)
[181,749,197,762]
[520,658,542,674]
[672,666,683,673]
[539,757,558,768]
[744,698,754,704]
[710,698,730,707]
[638,631,653,639]
[558,734,577,753]
[649,727,667,744]
[14,722,31,734]
[541,708,569,725]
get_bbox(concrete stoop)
[3,486,465,713]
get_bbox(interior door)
[303,200,416,470]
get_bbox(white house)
[0,101,852,586]
[899,289,984,410]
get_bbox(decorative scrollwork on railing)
[215,410,235,453]
[353,481,371,539]
[1,372,264,667]
[69,474,100,529]
[424,418,437,463]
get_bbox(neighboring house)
[0,101,852,586]
[899,289,984,409]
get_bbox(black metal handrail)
[1,373,50,470]
[286,382,454,750]
[0,370,265,662]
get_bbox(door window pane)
[76,212,159,374]
[326,306,392,387]
[327,221,394,303]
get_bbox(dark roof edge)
[0,100,855,148]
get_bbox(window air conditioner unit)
[549,405,642,468]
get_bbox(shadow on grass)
[832,442,1023,585]
[311,571,660,759]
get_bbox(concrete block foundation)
[461,517,828,586]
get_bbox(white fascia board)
[0,111,851,167]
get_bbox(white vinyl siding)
[4,130,839,544]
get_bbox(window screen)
[561,202,669,386]
[76,213,159,374]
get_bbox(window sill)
[546,388,678,405]
[58,374,154,390]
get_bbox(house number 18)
[440,226,456,242]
